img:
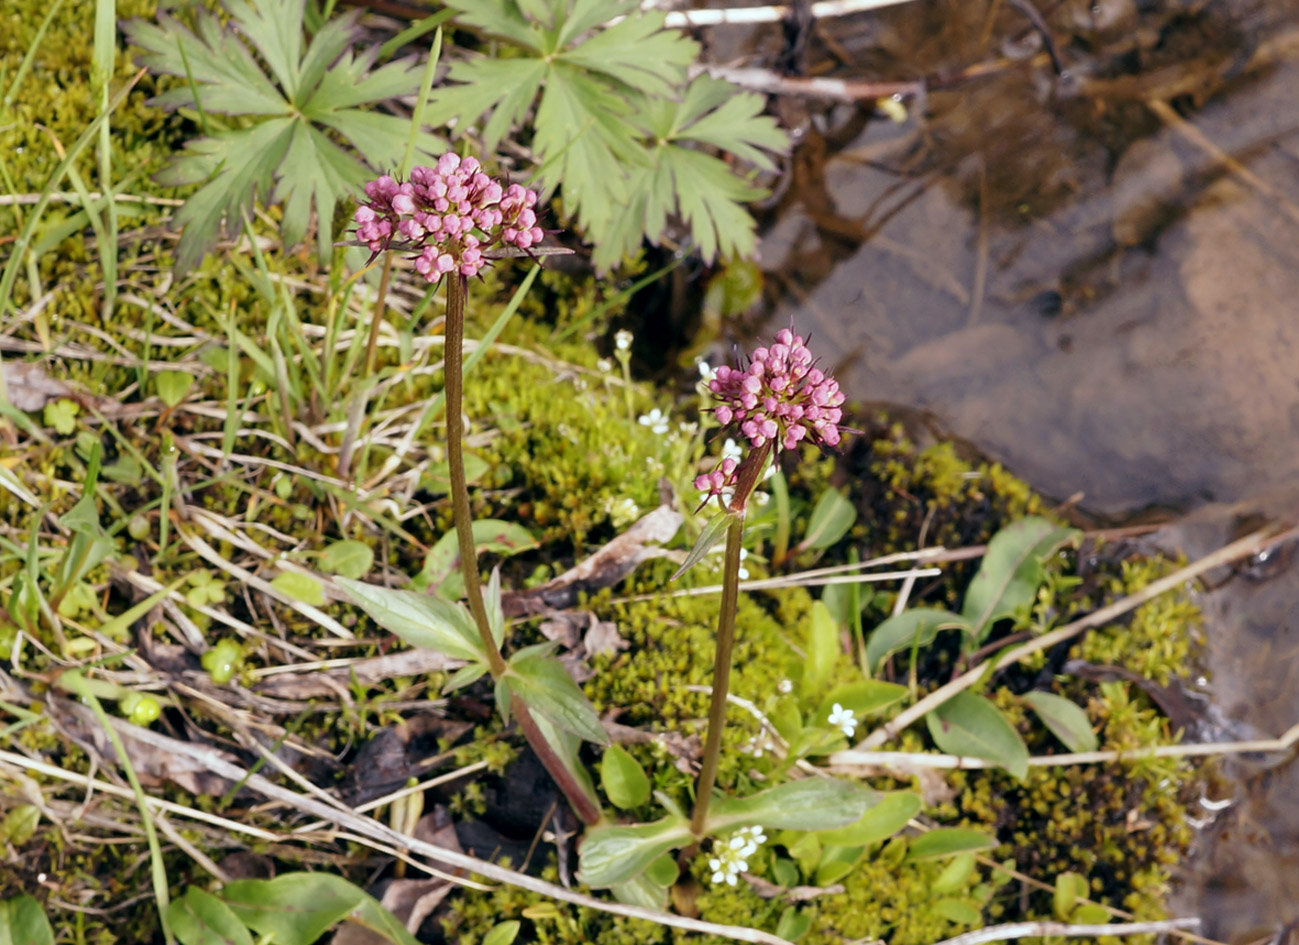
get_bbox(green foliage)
[0,894,53,945]
[123,0,442,270]
[927,690,1030,780]
[430,0,787,269]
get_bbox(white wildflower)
[709,826,766,885]
[614,329,633,351]
[697,359,718,383]
[721,438,743,463]
[828,702,857,739]
[638,408,670,435]
[777,678,793,694]
[596,358,613,373]
[737,548,750,581]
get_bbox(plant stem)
[442,273,601,824]
[443,274,505,677]
[691,511,745,838]
[361,253,394,380]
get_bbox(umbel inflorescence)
[353,153,543,280]
[696,329,846,503]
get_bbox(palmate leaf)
[123,0,440,271]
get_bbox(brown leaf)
[2,360,74,412]
[255,648,466,699]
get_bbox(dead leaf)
[503,504,682,616]
[582,619,627,659]
[2,360,74,412]
[743,873,845,900]
[255,648,466,699]
[330,809,464,944]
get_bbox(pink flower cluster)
[695,329,845,500]
[353,153,544,280]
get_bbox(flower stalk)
[353,157,601,825]
[689,330,846,838]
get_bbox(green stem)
[691,512,745,838]
[443,274,601,824]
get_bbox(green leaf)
[1053,871,1089,920]
[168,887,255,945]
[506,649,608,745]
[931,897,982,925]
[122,2,440,269]
[483,921,521,945]
[222,874,363,945]
[0,894,53,945]
[156,370,195,408]
[927,691,1029,780]
[420,520,539,596]
[708,779,876,833]
[814,680,908,724]
[903,828,997,862]
[812,791,921,847]
[1022,690,1098,753]
[930,852,976,894]
[796,487,856,553]
[318,540,374,580]
[671,511,732,581]
[0,805,40,845]
[270,571,325,607]
[443,662,489,692]
[802,600,840,698]
[866,608,969,675]
[577,816,694,887]
[961,517,1080,643]
[775,907,812,942]
[337,578,484,662]
[600,744,651,809]
[557,10,695,98]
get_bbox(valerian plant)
[428,0,788,270]
[337,156,606,825]
[123,0,443,271]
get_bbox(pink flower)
[353,154,545,281]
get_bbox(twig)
[699,64,922,103]
[929,918,1199,945]
[830,720,1299,771]
[656,0,921,28]
[856,525,1284,750]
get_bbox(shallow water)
[748,1,1299,936]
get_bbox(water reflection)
[749,1,1299,936]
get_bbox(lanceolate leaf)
[961,516,1080,643]
[708,779,876,833]
[1022,690,1099,753]
[926,690,1029,780]
[337,578,484,663]
[506,648,608,745]
[866,608,970,675]
[168,887,254,945]
[578,816,694,887]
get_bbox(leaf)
[812,791,921,847]
[1053,871,1089,920]
[506,649,608,745]
[577,816,694,887]
[222,874,363,945]
[0,805,39,845]
[708,779,876,833]
[420,520,539,595]
[796,487,856,553]
[802,600,839,698]
[671,511,733,581]
[156,370,195,407]
[1022,690,1099,753]
[168,887,255,945]
[904,827,997,862]
[318,540,374,580]
[0,894,54,945]
[482,921,522,945]
[961,517,1080,643]
[814,680,908,724]
[600,744,651,809]
[927,691,1029,780]
[865,608,970,675]
[775,907,812,942]
[337,578,484,663]
[931,898,982,925]
[271,571,325,607]
[123,2,440,269]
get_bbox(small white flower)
[777,678,793,694]
[638,408,670,435]
[697,359,718,382]
[709,826,765,886]
[828,702,857,739]
[737,548,750,581]
[740,733,772,758]
[753,490,770,507]
[721,438,743,463]
[614,329,633,351]
[596,358,613,373]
